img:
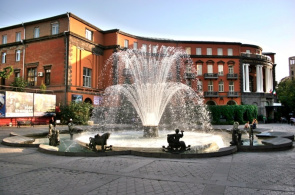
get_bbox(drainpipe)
[22,22,25,79]
[64,31,69,105]
[64,12,70,105]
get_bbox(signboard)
[5,91,34,117]
[34,94,56,116]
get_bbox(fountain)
[95,45,212,138]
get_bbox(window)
[217,48,223,56]
[83,67,92,87]
[133,42,138,50]
[228,48,233,56]
[229,81,234,92]
[197,80,203,91]
[219,81,224,92]
[15,72,20,78]
[207,64,213,74]
[16,50,21,61]
[27,67,37,86]
[218,64,223,75]
[1,52,6,63]
[152,45,157,54]
[2,35,7,44]
[16,32,21,42]
[141,44,147,52]
[207,48,212,55]
[162,46,167,54]
[124,39,129,48]
[185,47,191,55]
[45,69,51,85]
[208,81,213,91]
[246,49,250,54]
[228,66,234,74]
[86,29,93,41]
[196,48,202,55]
[34,27,40,38]
[51,22,59,35]
[197,65,202,75]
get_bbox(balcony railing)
[227,73,238,79]
[227,91,239,97]
[241,53,272,62]
[184,72,196,79]
[204,73,218,79]
[204,91,219,97]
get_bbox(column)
[256,65,260,92]
[260,66,264,92]
[245,64,250,92]
[265,66,269,92]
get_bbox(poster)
[94,96,103,106]
[0,93,5,117]
[5,91,34,117]
[34,94,56,116]
[72,94,83,103]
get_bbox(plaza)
[0,123,294,195]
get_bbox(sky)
[1,0,294,82]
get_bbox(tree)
[0,66,13,79]
[276,79,295,116]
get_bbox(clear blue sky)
[1,0,294,82]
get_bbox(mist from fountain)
[93,45,212,136]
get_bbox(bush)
[59,102,93,125]
[208,105,257,125]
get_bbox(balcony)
[241,53,272,62]
[184,72,196,79]
[204,73,218,79]
[227,73,238,79]
[227,91,239,97]
[204,91,219,97]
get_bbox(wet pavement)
[0,123,294,195]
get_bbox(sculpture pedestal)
[143,126,159,137]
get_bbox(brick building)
[0,12,276,120]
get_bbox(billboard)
[34,94,56,116]
[5,91,34,117]
[0,93,5,117]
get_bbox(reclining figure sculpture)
[88,133,112,151]
[163,129,190,153]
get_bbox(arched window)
[206,100,216,105]
[227,100,237,105]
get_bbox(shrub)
[59,102,93,125]
[208,105,257,125]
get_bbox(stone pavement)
[0,124,294,195]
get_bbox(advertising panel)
[72,94,83,103]
[34,94,56,116]
[5,91,34,117]
[0,93,5,117]
[94,96,103,106]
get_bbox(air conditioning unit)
[38,72,44,77]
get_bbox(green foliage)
[208,105,257,125]
[10,77,28,92]
[40,82,46,93]
[0,66,13,79]
[59,102,93,125]
[277,79,295,115]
